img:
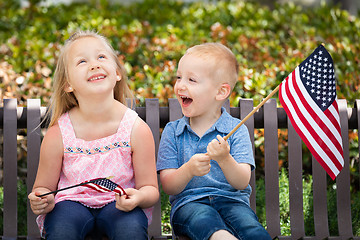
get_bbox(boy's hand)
[28,191,55,215]
[186,153,211,177]
[207,135,231,164]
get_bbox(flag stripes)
[279,66,344,180]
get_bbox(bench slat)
[26,99,42,239]
[169,98,182,122]
[264,99,281,238]
[288,117,305,238]
[239,99,256,212]
[337,99,353,238]
[146,99,162,238]
[3,99,18,239]
[312,155,329,238]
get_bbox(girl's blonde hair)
[47,30,134,127]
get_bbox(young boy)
[157,43,271,240]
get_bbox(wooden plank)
[168,98,182,122]
[288,117,305,238]
[312,154,329,238]
[263,99,281,238]
[336,99,352,238]
[146,99,162,238]
[223,99,230,113]
[26,99,42,239]
[3,99,18,239]
[239,99,256,211]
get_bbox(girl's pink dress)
[36,108,153,236]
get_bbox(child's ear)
[64,82,73,93]
[216,83,231,101]
[116,71,122,81]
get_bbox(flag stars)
[299,45,336,111]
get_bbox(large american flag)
[83,178,127,196]
[279,44,344,180]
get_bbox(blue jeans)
[44,200,148,240]
[172,196,271,240]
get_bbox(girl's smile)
[88,73,107,82]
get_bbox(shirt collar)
[175,107,233,137]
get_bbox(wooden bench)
[1,98,359,240]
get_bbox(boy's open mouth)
[180,96,193,107]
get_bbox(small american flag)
[37,177,127,197]
[83,178,127,196]
[279,44,344,180]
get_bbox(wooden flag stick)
[224,84,280,141]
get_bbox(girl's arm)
[116,117,159,211]
[28,124,64,215]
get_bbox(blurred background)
[0,0,359,237]
[1,0,359,107]
[19,0,360,15]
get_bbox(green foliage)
[0,180,28,235]
[160,188,172,234]
[18,180,28,235]
[0,0,359,107]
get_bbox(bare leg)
[210,230,238,240]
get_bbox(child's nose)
[175,79,186,89]
[90,65,100,70]
[90,61,101,70]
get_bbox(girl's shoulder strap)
[116,108,138,136]
[57,112,76,140]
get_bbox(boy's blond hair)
[47,30,133,127]
[185,43,239,91]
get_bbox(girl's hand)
[207,135,231,164]
[115,188,143,212]
[186,153,211,177]
[28,191,55,215]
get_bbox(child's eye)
[98,55,106,59]
[189,78,196,82]
[77,59,86,65]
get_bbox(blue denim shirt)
[157,108,255,221]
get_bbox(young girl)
[28,30,159,240]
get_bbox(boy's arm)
[160,153,211,195]
[207,135,251,190]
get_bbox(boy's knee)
[210,230,237,240]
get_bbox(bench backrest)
[1,98,359,239]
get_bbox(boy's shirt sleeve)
[157,122,180,172]
[228,124,255,171]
